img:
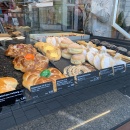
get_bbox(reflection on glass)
[67,0,76,4]
[116,0,130,34]
[67,6,74,29]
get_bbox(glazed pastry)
[5,44,37,58]
[22,68,65,92]
[77,41,87,46]
[13,53,49,72]
[0,77,18,94]
[34,42,61,61]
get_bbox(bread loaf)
[22,68,65,92]
[5,44,37,58]
[13,53,49,72]
[0,77,18,94]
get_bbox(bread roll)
[60,37,74,49]
[0,77,18,94]
[71,54,85,65]
[22,68,65,92]
[68,43,83,54]
[61,49,72,59]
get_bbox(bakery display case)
[0,1,130,130]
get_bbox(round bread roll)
[71,54,85,65]
[62,49,72,59]
[68,43,83,54]
[60,37,74,49]
[0,77,18,94]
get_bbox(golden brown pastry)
[5,44,37,58]
[34,42,61,61]
[0,77,18,94]
[22,68,65,92]
[13,53,49,72]
[68,43,83,54]
[77,41,87,46]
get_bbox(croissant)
[22,68,65,92]
[13,53,49,72]
[5,44,37,58]
[0,77,18,94]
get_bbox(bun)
[5,44,37,58]
[68,43,83,54]
[13,53,49,72]
[60,37,74,49]
[0,77,18,94]
[22,68,65,92]
[71,54,85,65]
[61,49,72,59]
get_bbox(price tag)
[126,62,130,73]
[77,71,100,84]
[0,89,24,107]
[99,67,114,79]
[56,77,75,91]
[31,82,54,96]
[113,64,126,75]
[12,18,19,26]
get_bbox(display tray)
[0,36,130,130]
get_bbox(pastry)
[34,42,61,61]
[71,54,85,65]
[61,49,72,59]
[68,43,83,54]
[0,77,18,94]
[77,41,87,46]
[5,44,37,58]
[117,47,127,54]
[91,39,101,46]
[46,37,60,47]
[63,65,92,78]
[22,68,65,92]
[13,53,49,72]
[60,37,74,49]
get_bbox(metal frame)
[112,0,130,39]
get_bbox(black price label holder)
[126,62,130,74]
[0,89,25,107]
[113,64,126,76]
[31,82,54,99]
[99,67,114,80]
[56,76,75,92]
[77,70,100,87]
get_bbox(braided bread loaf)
[5,44,37,58]
[13,53,49,72]
[0,77,18,94]
[22,68,65,92]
